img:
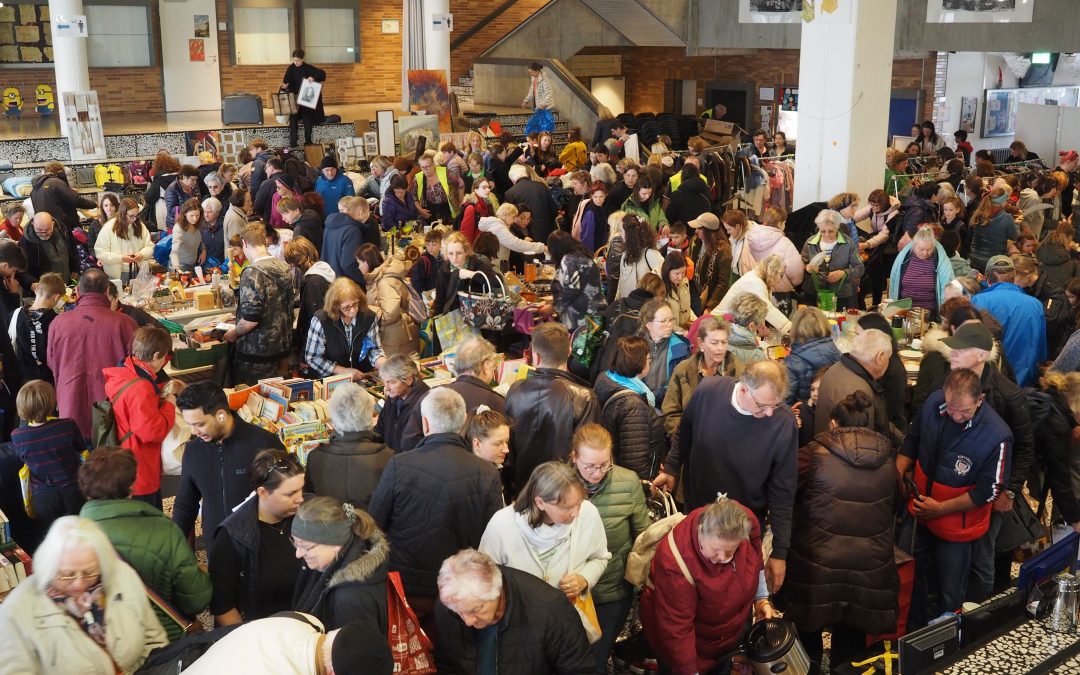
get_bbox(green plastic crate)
[171,342,226,370]
[159,318,186,334]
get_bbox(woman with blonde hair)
[303,277,384,379]
[714,254,793,333]
[784,306,841,404]
[434,231,501,315]
[603,211,628,303]
[291,495,390,631]
[95,197,153,282]
[0,517,166,674]
[743,205,803,294]
[969,185,1019,273]
[478,202,547,269]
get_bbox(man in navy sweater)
[172,382,284,550]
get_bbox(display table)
[937,614,1080,674]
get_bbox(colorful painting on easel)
[407,70,451,133]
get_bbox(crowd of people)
[2,111,1080,675]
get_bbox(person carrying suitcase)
[282,49,326,147]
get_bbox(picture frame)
[739,0,802,23]
[982,86,1080,138]
[926,0,1035,24]
[376,110,396,156]
[397,114,440,157]
[959,96,978,133]
[297,80,322,109]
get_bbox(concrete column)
[49,0,91,136]
[422,0,451,80]
[793,0,897,207]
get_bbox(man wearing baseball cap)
[971,254,1046,388]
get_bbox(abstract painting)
[407,69,451,132]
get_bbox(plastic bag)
[129,261,156,304]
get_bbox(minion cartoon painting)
[35,85,55,116]
[3,87,22,118]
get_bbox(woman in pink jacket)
[852,189,901,308]
[741,206,804,296]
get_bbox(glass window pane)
[234,6,291,65]
[85,5,151,67]
[302,7,356,64]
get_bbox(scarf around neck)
[605,370,656,408]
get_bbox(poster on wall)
[407,70,451,133]
[193,14,209,37]
[397,114,439,157]
[983,86,1080,137]
[959,96,978,132]
[188,38,204,61]
[0,2,53,64]
[777,85,798,141]
[739,0,801,23]
[926,0,1035,23]
[185,131,220,156]
[63,90,106,162]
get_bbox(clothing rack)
[762,153,796,161]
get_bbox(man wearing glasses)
[654,359,798,595]
[897,368,1011,628]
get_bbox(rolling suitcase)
[222,93,263,125]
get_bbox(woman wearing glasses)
[291,496,390,632]
[593,336,666,481]
[303,277,385,381]
[94,196,154,283]
[479,461,612,642]
[639,298,690,404]
[0,516,166,674]
[569,424,650,673]
[209,449,305,626]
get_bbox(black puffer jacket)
[593,372,666,480]
[29,172,97,234]
[303,430,394,510]
[1026,275,1074,358]
[1037,242,1080,291]
[292,529,390,632]
[435,565,593,675]
[505,368,599,494]
[665,176,713,225]
[368,432,503,597]
[781,427,898,634]
[1028,388,1080,525]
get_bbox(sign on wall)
[926,0,1035,23]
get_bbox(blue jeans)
[592,595,633,674]
[968,510,1004,602]
[909,526,975,630]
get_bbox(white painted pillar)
[49,0,91,136]
[423,0,451,81]
[793,0,897,207]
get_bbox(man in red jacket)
[101,325,182,509]
[47,269,137,440]
[897,368,1012,629]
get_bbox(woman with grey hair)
[888,225,956,315]
[640,497,774,675]
[447,336,505,414]
[203,170,232,204]
[304,382,394,509]
[479,461,611,634]
[0,516,166,674]
[801,208,864,310]
[714,253,793,333]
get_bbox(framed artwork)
[407,69,451,133]
[376,110,396,156]
[982,86,1080,137]
[927,0,1035,23]
[739,0,802,23]
[959,96,978,133]
[397,114,439,157]
[298,80,322,109]
[63,90,106,162]
[364,131,378,157]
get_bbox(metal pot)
[1044,572,1080,634]
[743,618,811,675]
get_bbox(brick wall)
[215,0,403,106]
[576,47,936,129]
[448,0,551,84]
[1,68,164,115]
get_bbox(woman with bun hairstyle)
[779,390,898,672]
[291,495,390,633]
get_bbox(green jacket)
[81,499,211,642]
[587,465,651,603]
[621,196,668,231]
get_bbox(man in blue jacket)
[321,196,369,287]
[971,255,1046,387]
[314,156,354,218]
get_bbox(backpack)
[129,160,151,185]
[403,278,430,324]
[91,377,142,449]
[624,492,691,589]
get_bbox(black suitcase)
[222,92,263,125]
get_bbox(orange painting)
[407,69,451,133]
[189,38,205,62]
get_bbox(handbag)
[457,273,517,332]
[386,571,436,674]
[212,342,236,388]
[433,309,481,353]
[573,592,603,645]
[271,91,298,116]
[996,495,1044,553]
[19,464,34,518]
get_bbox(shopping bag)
[19,464,34,518]
[524,108,555,135]
[387,571,436,674]
[457,274,516,332]
[573,592,603,644]
[433,309,480,352]
[271,91,298,116]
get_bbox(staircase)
[451,69,475,106]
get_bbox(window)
[231,0,293,65]
[85,3,154,67]
[301,4,358,64]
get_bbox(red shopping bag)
[387,571,436,674]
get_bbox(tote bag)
[387,571,436,674]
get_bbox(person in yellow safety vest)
[415,149,463,226]
[668,155,711,194]
[700,103,727,120]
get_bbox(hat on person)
[942,322,994,352]
[320,155,338,170]
[688,213,720,231]
[273,174,295,190]
[985,255,1014,273]
[331,621,394,675]
[1060,150,1079,164]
